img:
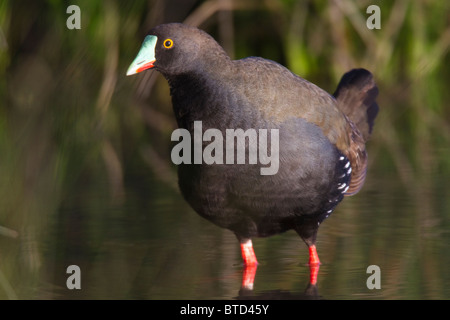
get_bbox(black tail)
[333,69,379,142]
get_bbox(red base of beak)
[136,60,155,73]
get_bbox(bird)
[127,23,379,287]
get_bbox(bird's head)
[127,23,228,78]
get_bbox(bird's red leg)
[240,240,258,290]
[240,240,258,266]
[308,245,321,285]
[308,245,320,265]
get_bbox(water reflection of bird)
[237,283,321,300]
[128,23,378,289]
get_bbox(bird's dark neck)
[165,67,238,130]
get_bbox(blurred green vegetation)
[0,0,449,299]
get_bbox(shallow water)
[1,158,449,300]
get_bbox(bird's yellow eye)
[163,39,174,49]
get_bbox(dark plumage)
[127,23,379,284]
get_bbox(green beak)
[126,35,158,76]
